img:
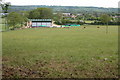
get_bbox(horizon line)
[11,5,118,8]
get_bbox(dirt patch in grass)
[2,59,118,78]
[2,63,49,78]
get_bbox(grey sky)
[4,0,119,8]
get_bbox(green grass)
[2,25,118,78]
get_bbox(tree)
[28,8,53,19]
[0,0,11,30]
[19,11,29,25]
[53,12,63,24]
[19,11,29,18]
[0,0,11,13]
[7,12,27,29]
[28,9,40,19]
[0,0,2,13]
[100,14,111,33]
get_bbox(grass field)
[2,25,118,78]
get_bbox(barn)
[29,19,52,27]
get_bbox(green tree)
[100,14,111,33]
[19,11,29,18]
[53,12,63,24]
[19,11,29,25]
[28,9,40,19]
[7,12,27,29]
[28,8,53,19]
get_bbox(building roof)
[29,19,52,22]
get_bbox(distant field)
[70,20,95,23]
[85,20,95,23]
[2,25,118,78]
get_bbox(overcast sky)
[4,0,119,8]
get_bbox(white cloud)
[4,0,119,8]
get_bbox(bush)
[9,26,14,30]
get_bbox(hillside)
[9,5,118,14]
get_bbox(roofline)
[29,19,52,21]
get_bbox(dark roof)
[29,19,52,21]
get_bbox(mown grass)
[2,25,118,78]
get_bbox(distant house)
[62,13,77,19]
[62,13,71,17]
[28,19,52,27]
[71,15,77,19]
[77,14,82,16]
